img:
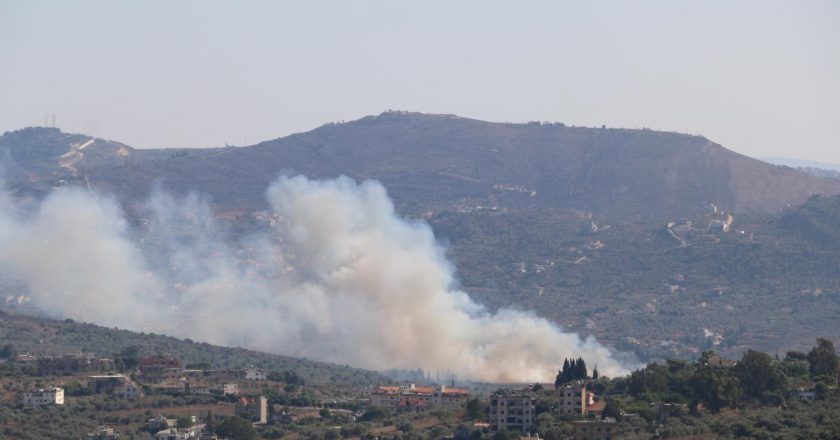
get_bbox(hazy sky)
[1,1,838,162]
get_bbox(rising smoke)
[0,176,633,382]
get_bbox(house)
[140,355,183,385]
[702,354,736,368]
[89,375,143,398]
[89,375,128,394]
[114,380,143,399]
[22,387,64,407]
[154,428,183,440]
[796,388,817,402]
[586,400,607,418]
[217,383,239,395]
[244,366,266,381]
[186,382,239,396]
[235,396,268,424]
[369,384,470,412]
[147,415,177,432]
[487,392,535,433]
[709,219,730,233]
[272,409,297,424]
[38,354,113,375]
[650,402,688,423]
[87,426,120,440]
[573,418,618,440]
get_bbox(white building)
[244,367,266,381]
[23,387,64,407]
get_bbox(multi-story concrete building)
[22,387,64,407]
[140,355,183,385]
[487,392,535,433]
[557,383,594,416]
[37,354,113,376]
[88,375,143,399]
[369,384,470,412]
[573,418,618,440]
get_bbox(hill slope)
[2,113,840,362]
[4,113,840,218]
[0,309,387,386]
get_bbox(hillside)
[0,309,388,386]
[4,113,840,218]
[430,201,840,361]
[2,113,840,363]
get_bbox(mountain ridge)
[4,111,839,219]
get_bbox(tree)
[689,366,740,413]
[0,344,15,360]
[319,408,331,419]
[785,351,808,361]
[556,359,571,388]
[215,416,257,440]
[465,398,484,420]
[116,346,140,372]
[592,366,599,380]
[807,338,839,378]
[397,421,413,433]
[602,396,622,420]
[576,357,588,379]
[205,411,215,434]
[735,350,784,399]
[283,370,305,386]
[359,407,389,422]
[176,416,192,429]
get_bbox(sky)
[1,1,838,163]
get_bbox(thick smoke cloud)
[0,176,632,381]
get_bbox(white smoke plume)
[0,176,632,382]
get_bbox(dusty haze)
[0,176,633,382]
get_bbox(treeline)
[619,338,839,414]
[554,357,599,387]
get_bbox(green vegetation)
[431,198,840,362]
[554,357,588,387]
[0,310,387,387]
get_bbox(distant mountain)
[4,113,840,219]
[762,157,840,172]
[762,157,840,181]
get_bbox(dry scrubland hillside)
[2,112,840,361]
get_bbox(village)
[0,350,640,440]
[1,336,838,440]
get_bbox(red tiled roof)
[586,400,606,414]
